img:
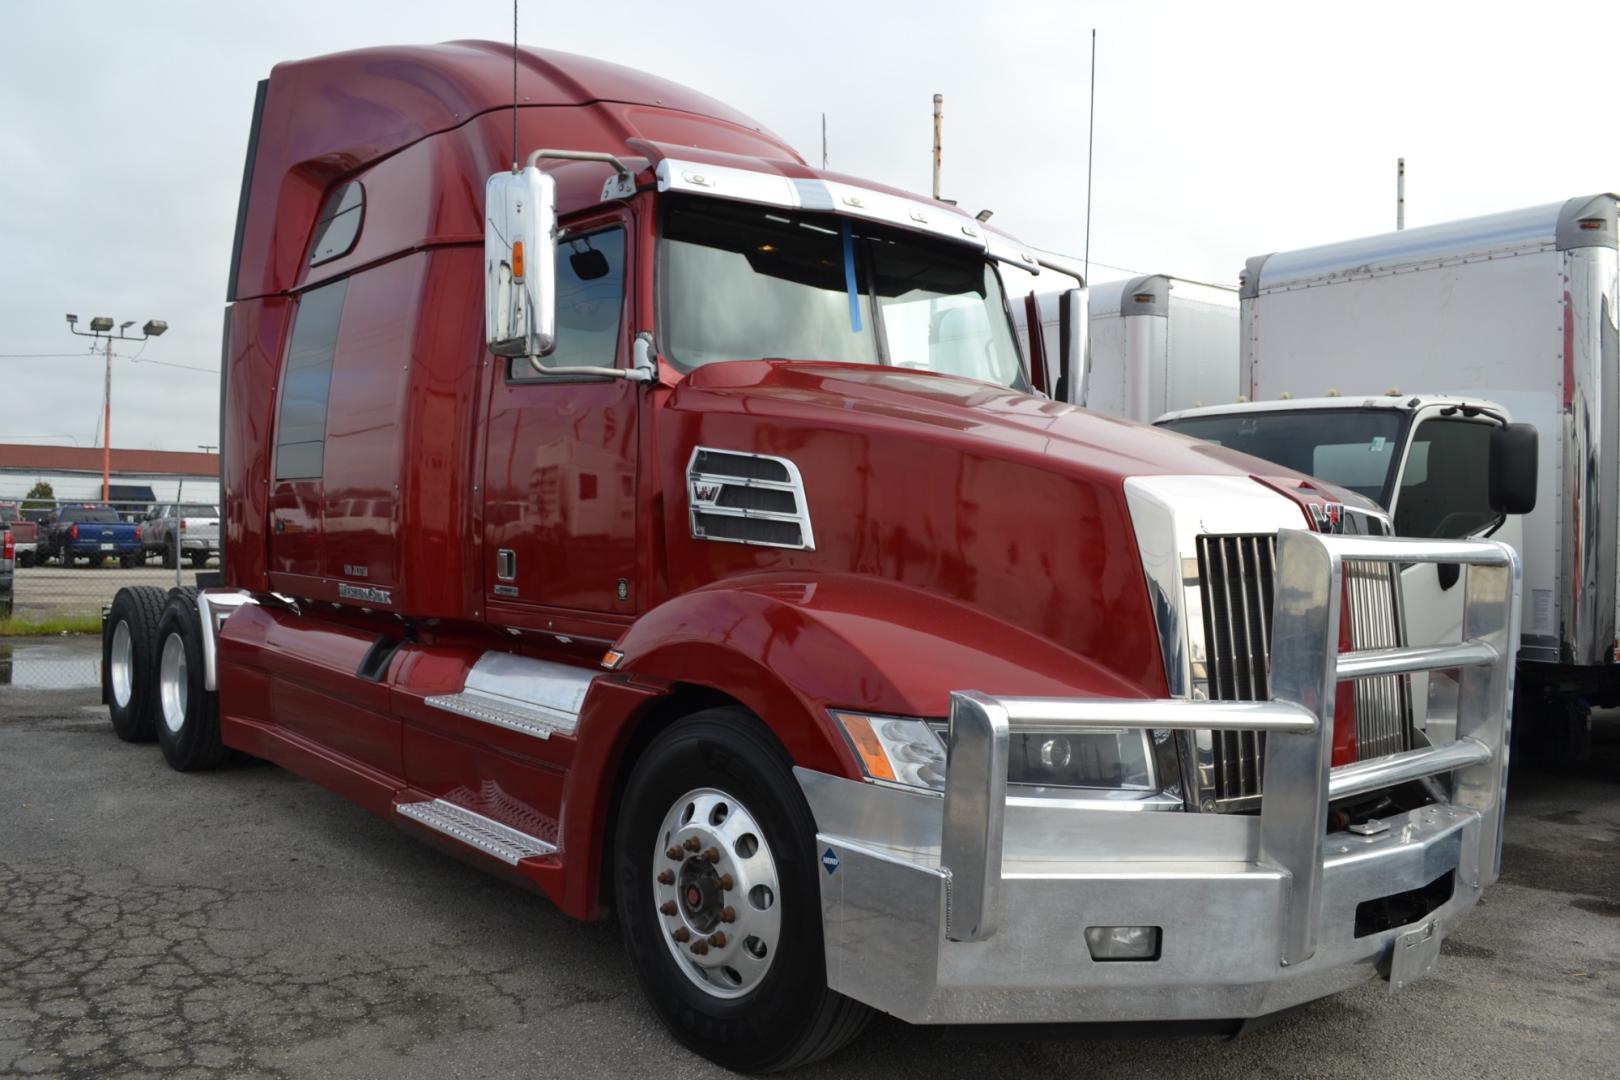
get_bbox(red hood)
[656,361,1303,698]
[676,360,1276,483]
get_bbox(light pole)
[65,314,168,503]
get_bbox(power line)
[0,349,216,374]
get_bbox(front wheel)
[614,709,870,1071]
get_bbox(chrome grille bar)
[1195,537,1414,808]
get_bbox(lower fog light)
[1084,925,1161,962]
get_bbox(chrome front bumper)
[798,530,1521,1025]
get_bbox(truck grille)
[1195,534,1411,808]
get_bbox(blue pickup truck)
[42,506,143,568]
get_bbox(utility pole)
[64,314,169,506]
[821,112,828,170]
[103,337,113,502]
[1396,157,1406,230]
[931,93,943,200]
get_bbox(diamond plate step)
[396,799,558,865]
[423,690,577,739]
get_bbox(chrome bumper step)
[424,689,578,738]
[396,798,558,865]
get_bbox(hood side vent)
[688,447,815,551]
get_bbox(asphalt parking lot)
[1,637,1617,1079]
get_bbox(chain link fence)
[2,498,220,689]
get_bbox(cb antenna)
[1083,28,1096,281]
[511,0,519,172]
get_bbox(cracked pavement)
[1,648,1617,1079]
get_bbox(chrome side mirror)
[1056,287,1086,405]
[485,166,557,360]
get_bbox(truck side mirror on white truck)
[485,166,559,361]
[1489,422,1538,516]
[1056,287,1085,405]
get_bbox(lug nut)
[702,847,721,864]
[683,836,702,852]
[665,846,683,861]
[672,927,690,943]
[657,869,674,885]
[690,939,710,956]
[660,901,677,916]
[718,874,734,891]
[720,906,736,923]
[708,932,727,948]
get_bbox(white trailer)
[1237,194,1620,753]
[1083,275,1239,422]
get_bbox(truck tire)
[119,553,138,569]
[154,588,228,772]
[17,551,32,568]
[613,708,871,1071]
[162,539,178,570]
[103,587,167,742]
[189,550,209,569]
[60,550,75,568]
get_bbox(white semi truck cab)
[1157,394,1538,743]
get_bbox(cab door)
[1390,412,1503,741]
[480,215,639,628]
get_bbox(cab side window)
[508,227,626,380]
[274,279,348,480]
[1393,419,1496,539]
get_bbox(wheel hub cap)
[109,619,133,709]
[653,788,780,999]
[159,632,188,734]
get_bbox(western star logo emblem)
[338,583,393,605]
[821,847,840,876]
[692,481,722,504]
[1310,502,1346,534]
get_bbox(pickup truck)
[1,526,13,619]
[0,503,38,568]
[43,506,143,568]
[138,503,221,568]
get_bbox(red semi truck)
[103,43,1524,1070]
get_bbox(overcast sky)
[2,0,1615,451]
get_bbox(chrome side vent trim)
[687,447,815,550]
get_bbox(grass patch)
[0,614,102,637]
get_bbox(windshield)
[179,504,219,517]
[0,506,16,524]
[1159,408,1409,506]
[659,197,1027,389]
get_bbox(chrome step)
[423,652,594,739]
[396,799,557,865]
[423,690,577,739]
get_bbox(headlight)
[833,712,1158,794]
[833,712,947,792]
[1006,729,1156,791]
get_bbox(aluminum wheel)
[109,619,134,709]
[653,787,781,999]
[158,632,188,735]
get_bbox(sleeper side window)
[507,227,626,380]
[309,182,364,266]
[1392,418,1497,539]
[274,279,348,480]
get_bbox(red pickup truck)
[0,503,37,568]
[101,43,1522,1070]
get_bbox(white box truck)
[1233,193,1619,756]
[1083,275,1239,421]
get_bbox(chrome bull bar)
[941,530,1521,967]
